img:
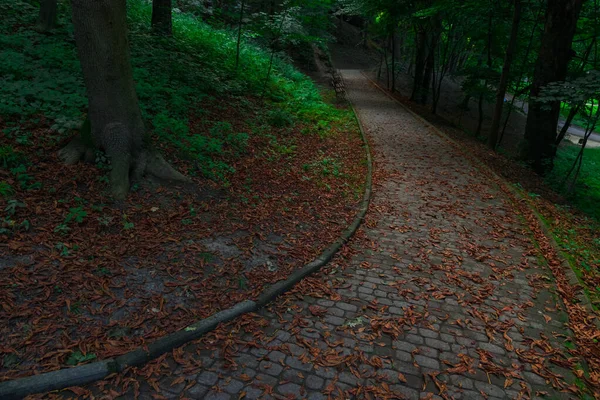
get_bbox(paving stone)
[204,391,230,400]
[198,371,219,386]
[324,315,345,326]
[277,382,303,397]
[255,373,278,387]
[523,371,548,385]
[236,353,259,369]
[285,355,313,372]
[258,360,283,376]
[243,386,267,400]
[338,371,359,385]
[479,342,506,355]
[222,379,244,394]
[281,369,305,384]
[187,384,209,397]
[405,334,425,345]
[413,355,440,370]
[389,384,420,400]
[425,337,451,351]
[474,381,506,398]
[317,299,334,307]
[449,374,474,390]
[306,374,325,390]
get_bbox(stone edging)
[0,88,373,400]
[361,71,599,322]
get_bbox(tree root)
[58,137,189,200]
[57,136,94,164]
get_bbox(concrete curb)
[360,71,598,321]
[0,89,373,400]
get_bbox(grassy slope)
[548,144,600,220]
[0,0,353,182]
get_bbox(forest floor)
[0,1,369,383]
[0,92,367,382]
[32,59,600,400]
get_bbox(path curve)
[53,70,575,400]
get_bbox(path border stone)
[0,94,373,400]
[360,71,599,323]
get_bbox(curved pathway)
[57,71,575,400]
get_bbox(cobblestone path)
[69,70,575,400]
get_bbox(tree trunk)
[36,0,57,32]
[477,13,493,137]
[391,27,396,93]
[555,104,580,145]
[152,0,172,35]
[523,0,584,174]
[411,27,427,102]
[500,4,544,145]
[488,0,522,149]
[420,38,435,105]
[235,0,246,70]
[61,0,186,199]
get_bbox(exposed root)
[57,136,94,164]
[58,136,189,199]
[109,153,132,200]
[144,151,190,182]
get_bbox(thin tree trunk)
[564,101,600,192]
[235,0,246,70]
[432,24,459,115]
[420,31,437,105]
[556,104,581,145]
[488,0,522,149]
[385,35,391,89]
[36,0,57,32]
[477,14,493,137]
[391,27,396,93]
[476,93,484,137]
[555,38,596,145]
[152,0,172,35]
[411,27,427,102]
[524,0,584,174]
[262,6,288,97]
[499,4,543,144]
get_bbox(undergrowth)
[547,144,600,220]
[0,0,352,182]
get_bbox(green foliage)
[64,206,87,224]
[548,145,600,220]
[1,199,29,235]
[55,242,70,257]
[0,181,14,197]
[267,109,295,128]
[1,0,350,185]
[66,350,96,366]
[0,146,23,169]
[305,154,344,177]
[122,214,134,230]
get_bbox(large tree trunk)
[523,0,584,174]
[61,0,186,199]
[152,0,172,36]
[488,0,522,149]
[36,0,57,32]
